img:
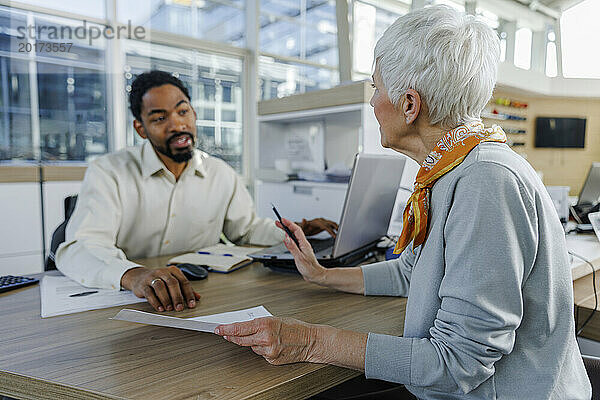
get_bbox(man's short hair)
[374,5,500,129]
[129,70,191,121]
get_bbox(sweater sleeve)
[361,247,415,297]
[365,162,538,395]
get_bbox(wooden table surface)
[571,233,600,341]
[0,257,406,400]
[574,268,600,342]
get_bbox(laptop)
[577,162,600,207]
[250,153,406,269]
[572,162,600,230]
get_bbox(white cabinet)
[254,82,419,230]
[0,182,44,275]
[0,253,45,276]
[0,180,83,275]
[255,180,348,223]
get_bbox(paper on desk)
[111,305,272,333]
[41,275,146,318]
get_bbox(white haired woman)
[215,5,592,399]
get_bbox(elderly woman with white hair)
[215,5,592,399]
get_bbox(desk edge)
[0,370,125,400]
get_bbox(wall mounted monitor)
[535,117,586,148]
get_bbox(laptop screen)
[332,153,406,258]
[578,162,600,206]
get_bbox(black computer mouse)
[176,263,209,280]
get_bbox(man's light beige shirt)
[56,142,283,289]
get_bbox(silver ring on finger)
[150,278,163,286]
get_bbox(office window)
[0,57,33,160]
[260,0,338,66]
[561,0,600,79]
[0,7,109,161]
[33,14,108,161]
[514,27,532,70]
[16,0,105,19]
[123,41,244,172]
[258,55,338,99]
[259,0,338,98]
[118,0,246,47]
[351,0,406,77]
[37,64,108,161]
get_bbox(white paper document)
[41,275,146,318]
[111,305,272,333]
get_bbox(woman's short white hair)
[374,5,500,129]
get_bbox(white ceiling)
[534,0,585,11]
[508,0,586,15]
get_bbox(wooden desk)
[568,232,600,341]
[574,268,600,342]
[0,257,406,400]
[567,233,600,281]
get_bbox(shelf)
[504,128,527,134]
[258,104,363,122]
[258,81,374,116]
[482,111,527,121]
[491,97,528,109]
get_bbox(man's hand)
[276,218,328,285]
[298,218,338,238]
[120,266,201,312]
[215,317,320,365]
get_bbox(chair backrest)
[45,195,78,271]
[583,355,600,400]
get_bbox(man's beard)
[152,132,195,163]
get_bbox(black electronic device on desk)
[571,162,600,231]
[0,275,39,293]
[176,263,209,280]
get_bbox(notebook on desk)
[250,153,406,269]
[168,244,262,273]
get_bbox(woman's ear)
[401,89,421,125]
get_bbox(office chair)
[45,195,78,271]
[584,355,600,400]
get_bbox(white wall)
[498,62,600,98]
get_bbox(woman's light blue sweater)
[362,142,591,399]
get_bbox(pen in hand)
[271,203,301,248]
[69,291,98,297]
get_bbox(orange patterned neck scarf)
[393,122,507,255]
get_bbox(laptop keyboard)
[308,237,335,253]
[261,237,335,256]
